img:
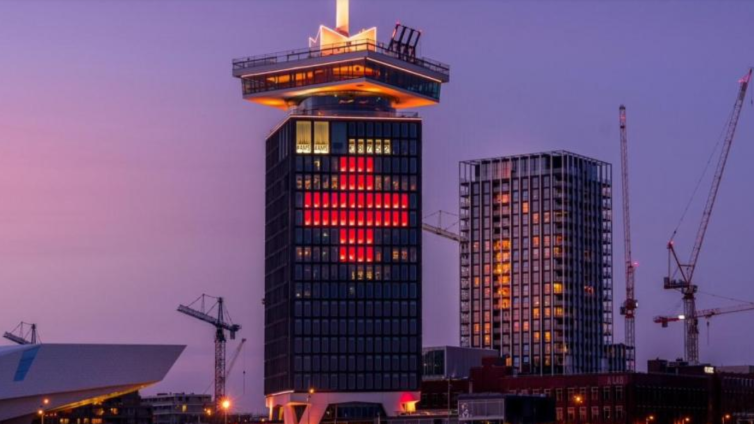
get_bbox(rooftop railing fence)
[233,40,450,77]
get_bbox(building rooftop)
[233,0,449,110]
[233,40,449,78]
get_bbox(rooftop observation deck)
[232,40,450,110]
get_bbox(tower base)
[266,391,420,424]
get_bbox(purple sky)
[2,0,754,412]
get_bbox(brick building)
[418,357,754,424]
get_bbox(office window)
[296,121,312,154]
[314,121,330,154]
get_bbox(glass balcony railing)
[233,39,450,77]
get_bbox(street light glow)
[221,399,231,410]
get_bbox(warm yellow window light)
[313,121,329,154]
[296,121,312,154]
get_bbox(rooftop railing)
[233,40,450,77]
[290,108,419,119]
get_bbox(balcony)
[233,40,449,77]
[233,40,450,109]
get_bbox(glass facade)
[265,117,422,395]
[242,58,441,101]
[459,152,613,375]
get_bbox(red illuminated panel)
[301,155,411,263]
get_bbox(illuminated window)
[348,138,356,154]
[313,121,329,154]
[375,139,383,154]
[358,139,365,154]
[366,139,374,154]
[384,139,391,154]
[296,121,312,154]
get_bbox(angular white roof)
[0,343,184,423]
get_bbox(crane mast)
[178,295,241,411]
[663,68,751,364]
[618,105,637,372]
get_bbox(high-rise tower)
[459,152,616,375]
[232,2,449,423]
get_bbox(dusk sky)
[2,0,754,412]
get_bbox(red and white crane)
[660,68,752,364]
[618,105,637,372]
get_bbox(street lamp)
[39,398,50,424]
[723,415,732,424]
[573,395,583,405]
[645,415,655,424]
[221,399,231,424]
[685,418,691,424]
[307,388,315,424]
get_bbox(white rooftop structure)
[0,343,185,424]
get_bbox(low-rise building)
[142,393,212,424]
[422,347,498,381]
[44,392,152,424]
[417,358,754,424]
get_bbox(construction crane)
[226,338,247,390]
[661,68,752,364]
[422,210,465,242]
[202,338,247,399]
[178,294,241,410]
[3,322,39,345]
[618,105,637,372]
[654,302,754,328]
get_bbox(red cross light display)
[302,156,409,263]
